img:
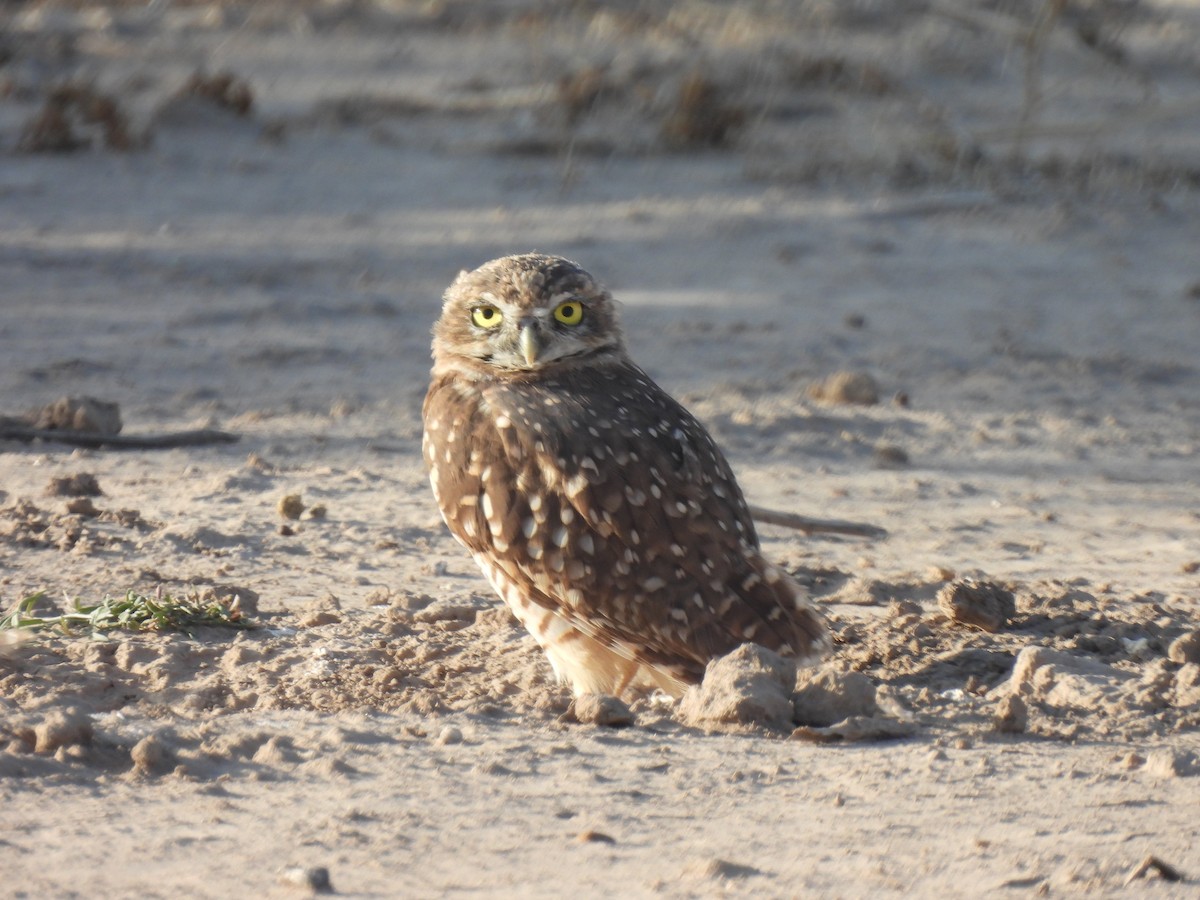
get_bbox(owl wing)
[428,364,826,681]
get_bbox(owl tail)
[726,552,832,665]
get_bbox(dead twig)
[1124,854,1184,886]
[748,504,887,539]
[0,425,239,450]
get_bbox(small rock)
[993,694,1027,734]
[938,580,1015,633]
[793,670,877,727]
[435,725,463,746]
[681,857,762,880]
[1167,631,1200,665]
[278,866,334,893]
[808,370,880,405]
[277,494,305,520]
[34,708,93,754]
[570,694,634,728]
[575,830,616,844]
[306,504,327,520]
[677,644,796,730]
[873,444,909,467]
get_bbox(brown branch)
[0,425,239,450]
[748,504,887,540]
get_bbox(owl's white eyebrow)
[547,292,579,305]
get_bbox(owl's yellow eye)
[553,301,583,326]
[471,305,503,329]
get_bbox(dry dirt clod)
[18,84,139,153]
[681,857,762,880]
[46,473,103,497]
[34,709,93,754]
[130,734,172,775]
[660,72,745,149]
[180,70,254,116]
[278,494,305,520]
[32,396,122,434]
[278,866,334,893]
[808,371,880,405]
[937,580,1016,633]
[299,595,342,628]
[993,694,1028,734]
[793,669,878,727]
[1167,631,1200,665]
[65,497,99,517]
[569,693,634,728]
[677,644,797,731]
[1143,749,1188,779]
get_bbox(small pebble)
[436,725,463,746]
[570,693,634,727]
[576,830,616,844]
[278,866,334,893]
[874,444,909,467]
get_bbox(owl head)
[432,254,625,375]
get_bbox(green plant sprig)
[0,589,252,636]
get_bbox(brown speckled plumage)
[423,254,829,697]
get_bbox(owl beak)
[518,321,541,367]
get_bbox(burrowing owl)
[423,254,829,698]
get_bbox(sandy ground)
[2,1,1200,897]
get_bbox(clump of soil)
[938,580,1016,632]
[661,72,745,149]
[30,396,122,434]
[45,474,103,498]
[17,83,139,153]
[808,371,880,405]
[178,71,254,117]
